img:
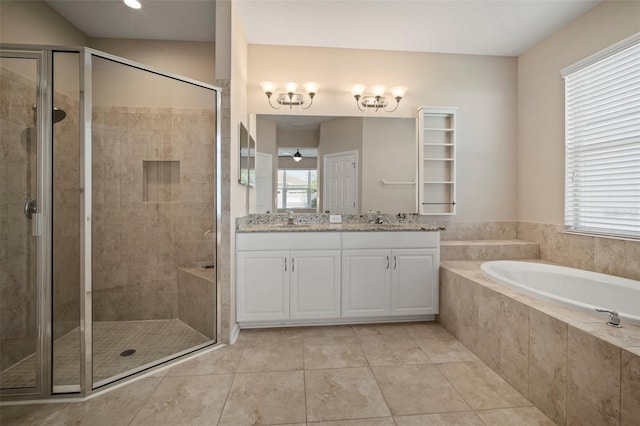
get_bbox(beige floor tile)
[219,370,306,425]
[307,418,395,425]
[167,346,242,376]
[437,361,531,410]
[372,364,470,416]
[414,331,479,363]
[130,375,232,426]
[353,323,411,337]
[394,411,485,425]
[358,335,430,366]
[0,403,64,426]
[305,367,391,422]
[235,327,303,348]
[304,336,368,369]
[475,407,556,425]
[301,325,356,338]
[237,341,303,373]
[43,377,161,426]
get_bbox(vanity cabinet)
[236,233,341,322]
[341,233,439,318]
[236,230,439,326]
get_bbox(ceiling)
[45,0,602,57]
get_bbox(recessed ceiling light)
[124,0,142,9]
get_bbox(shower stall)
[0,45,220,400]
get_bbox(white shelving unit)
[417,107,457,215]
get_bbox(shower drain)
[120,349,136,357]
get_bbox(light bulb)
[391,86,407,98]
[303,82,319,95]
[124,0,142,9]
[372,85,386,97]
[351,84,366,97]
[285,82,298,93]
[260,81,276,94]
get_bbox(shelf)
[418,106,457,216]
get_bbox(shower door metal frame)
[0,47,53,399]
[0,44,222,401]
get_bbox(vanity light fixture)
[352,84,407,112]
[293,149,302,162]
[261,81,318,109]
[124,0,142,9]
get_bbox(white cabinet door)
[290,250,341,320]
[390,249,438,316]
[236,251,289,322]
[342,249,391,317]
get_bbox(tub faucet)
[595,308,622,328]
[287,210,295,226]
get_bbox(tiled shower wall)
[518,222,640,281]
[91,106,216,322]
[0,66,81,371]
[0,66,38,371]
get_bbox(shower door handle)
[24,199,36,219]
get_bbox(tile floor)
[0,322,557,425]
[0,319,210,388]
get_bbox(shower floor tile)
[0,319,210,389]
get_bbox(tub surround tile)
[440,239,539,262]
[393,411,485,425]
[568,326,621,424]
[499,297,530,397]
[437,361,531,410]
[625,241,640,281]
[454,276,479,353]
[594,238,627,277]
[530,310,568,383]
[372,364,470,416]
[219,370,306,425]
[528,364,567,425]
[305,367,391,421]
[477,285,502,372]
[571,321,640,348]
[621,349,640,426]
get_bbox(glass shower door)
[0,56,40,391]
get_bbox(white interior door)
[323,151,357,214]
[254,152,272,213]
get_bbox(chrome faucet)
[287,210,295,226]
[595,308,622,328]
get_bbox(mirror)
[250,115,417,214]
[239,122,256,186]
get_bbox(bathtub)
[481,260,640,327]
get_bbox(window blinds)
[563,35,640,239]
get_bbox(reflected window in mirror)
[277,169,318,211]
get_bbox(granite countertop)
[237,223,443,233]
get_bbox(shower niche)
[143,160,181,202]
[0,46,220,400]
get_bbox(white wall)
[517,0,640,224]
[90,38,216,85]
[0,0,88,46]
[248,45,518,221]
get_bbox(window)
[563,33,640,239]
[277,169,318,210]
